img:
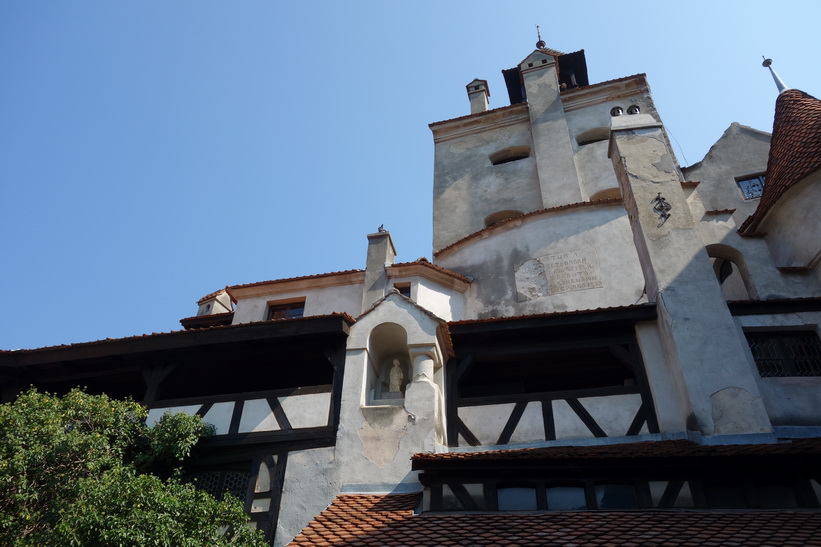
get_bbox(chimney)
[361,229,397,312]
[466,79,490,114]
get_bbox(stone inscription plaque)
[543,249,603,295]
[514,249,603,301]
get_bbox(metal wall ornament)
[651,193,672,227]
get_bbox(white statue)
[389,359,404,393]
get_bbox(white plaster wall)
[761,172,821,269]
[682,123,770,212]
[232,283,364,324]
[437,204,646,319]
[202,402,234,434]
[737,313,821,426]
[690,185,819,300]
[279,392,331,429]
[575,140,621,200]
[146,405,201,426]
[275,446,338,547]
[458,403,517,445]
[336,295,444,490]
[432,119,540,250]
[414,278,465,322]
[238,399,280,433]
[635,321,689,433]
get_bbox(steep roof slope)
[740,89,821,233]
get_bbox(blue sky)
[2,1,820,350]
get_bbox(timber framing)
[445,305,659,447]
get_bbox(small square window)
[736,175,766,199]
[394,283,411,299]
[267,300,305,320]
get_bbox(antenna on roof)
[762,57,789,94]
[536,25,546,49]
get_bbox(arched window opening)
[489,146,531,166]
[484,210,524,227]
[576,127,610,146]
[589,188,621,201]
[707,244,758,300]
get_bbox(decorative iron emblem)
[651,193,672,227]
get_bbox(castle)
[3,43,821,545]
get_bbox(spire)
[762,57,789,94]
[535,24,545,49]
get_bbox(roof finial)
[535,25,546,49]
[762,56,789,94]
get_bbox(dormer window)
[266,299,305,320]
[489,146,530,166]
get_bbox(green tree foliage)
[0,388,267,546]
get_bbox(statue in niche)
[388,359,405,393]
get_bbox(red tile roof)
[288,493,821,546]
[389,259,472,283]
[227,269,365,291]
[434,198,623,257]
[196,287,229,305]
[740,89,821,234]
[413,438,821,465]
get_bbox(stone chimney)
[361,229,397,312]
[466,79,490,114]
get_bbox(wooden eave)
[0,315,352,369]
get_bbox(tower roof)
[740,89,821,234]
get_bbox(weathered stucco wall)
[232,284,364,324]
[432,117,539,251]
[275,447,339,547]
[336,295,445,491]
[737,312,821,426]
[437,204,646,319]
[413,277,465,322]
[761,171,821,269]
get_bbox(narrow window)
[394,283,411,299]
[267,299,305,320]
[489,146,530,166]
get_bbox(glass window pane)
[595,484,637,509]
[498,487,537,511]
[547,486,587,510]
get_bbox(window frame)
[744,330,821,378]
[266,299,306,321]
